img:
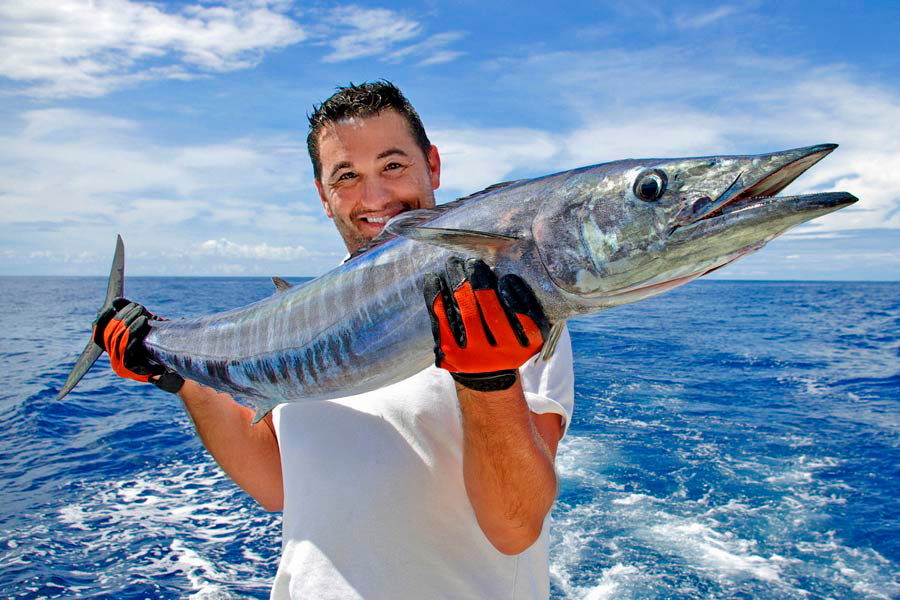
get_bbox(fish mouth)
[670,144,857,240]
[704,143,838,221]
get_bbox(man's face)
[315,109,441,253]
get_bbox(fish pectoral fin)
[249,397,280,425]
[351,207,521,259]
[536,320,566,363]
[388,224,520,257]
[271,276,293,292]
[251,406,273,425]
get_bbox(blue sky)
[1,0,898,279]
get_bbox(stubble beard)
[340,201,417,253]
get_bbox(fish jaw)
[668,190,858,247]
[671,143,838,228]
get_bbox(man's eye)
[384,162,402,171]
[337,172,356,181]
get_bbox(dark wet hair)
[307,80,431,181]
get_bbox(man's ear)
[315,178,334,218]
[428,145,441,191]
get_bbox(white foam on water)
[549,433,900,599]
[648,520,784,583]
[57,504,91,530]
[51,455,280,595]
[581,564,642,600]
[612,493,653,506]
[795,533,900,600]
[167,538,232,600]
[550,435,657,598]
[554,434,618,487]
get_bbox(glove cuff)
[451,370,518,392]
[153,370,185,394]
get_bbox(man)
[95,81,574,599]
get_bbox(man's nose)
[359,177,390,208]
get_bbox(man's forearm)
[457,376,560,555]
[178,380,284,511]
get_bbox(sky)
[1,0,898,279]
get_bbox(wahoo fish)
[57,144,857,421]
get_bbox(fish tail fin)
[56,235,126,400]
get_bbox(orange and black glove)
[423,257,549,392]
[92,298,184,394]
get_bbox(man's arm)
[458,377,562,555]
[178,380,284,512]
[423,257,567,554]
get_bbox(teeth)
[364,216,391,224]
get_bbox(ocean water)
[1,277,898,599]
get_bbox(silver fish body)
[58,144,858,419]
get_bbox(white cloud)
[559,112,732,165]
[320,6,421,62]
[431,127,559,193]
[311,6,464,66]
[196,238,310,260]
[674,5,739,29]
[0,0,306,97]
[417,50,466,67]
[388,31,466,65]
[0,108,309,220]
[0,107,345,275]
[0,1,465,97]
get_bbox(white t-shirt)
[271,326,574,600]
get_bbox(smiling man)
[312,107,441,252]
[93,81,575,599]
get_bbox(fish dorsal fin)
[455,179,528,203]
[272,276,293,292]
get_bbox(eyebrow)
[377,147,409,160]
[329,161,353,179]
[328,148,411,180]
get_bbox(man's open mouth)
[358,203,412,227]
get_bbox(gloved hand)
[423,257,549,392]
[92,298,184,394]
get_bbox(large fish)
[57,144,857,421]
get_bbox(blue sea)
[1,277,898,599]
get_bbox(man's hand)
[93,298,184,394]
[423,256,549,390]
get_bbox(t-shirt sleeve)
[519,324,575,439]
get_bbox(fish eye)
[633,169,668,202]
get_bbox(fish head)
[533,144,857,307]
